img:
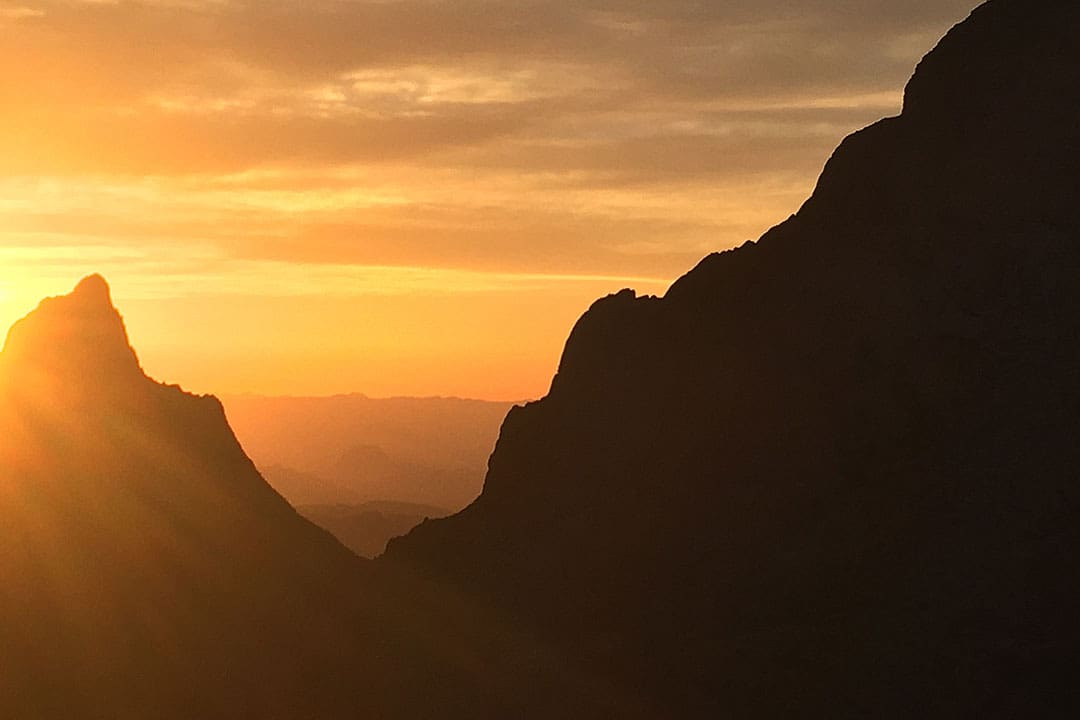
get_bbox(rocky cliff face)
[386,1,1080,714]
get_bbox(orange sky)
[0,0,977,400]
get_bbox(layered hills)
[224,393,512,509]
[222,394,510,555]
[385,0,1080,714]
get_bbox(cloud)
[4,0,978,144]
[0,0,985,398]
[1,0,980,274]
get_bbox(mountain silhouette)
[0,278,639,718]
[4,1,1080,716]
[1,274,143,391]
[385,0,1080,715]
[0,277,374,717]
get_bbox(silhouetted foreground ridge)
[386,0,1080,715]
[0,280,637,719]
[0,275,370,717]
[3,0,1079,716]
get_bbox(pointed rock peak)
[0,275,145,391]
[71,273,114,308]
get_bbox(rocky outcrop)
[385,1,1080,715]
[0,277,367,718]
[0,274,144,393]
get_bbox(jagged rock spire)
[0,275,145,391]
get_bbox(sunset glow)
[0,0,975,399]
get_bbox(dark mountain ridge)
[0,279,637,718]
[3,1,1078,716]
[0,277,371,717]
[386,0,1080,714]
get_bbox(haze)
[0,0,976,399]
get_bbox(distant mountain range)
[222,393,512,555]
[223,393,513,510]
[2,1,1079,716]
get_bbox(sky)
[0,0,978,400]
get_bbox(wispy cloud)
[0,0,976,273]
[0,0,981,396]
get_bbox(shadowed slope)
[297,501,451,558]
[0,278,370,717]
[0,278,650,719]
[4,1,1078,716]
[386,1,1080,715]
